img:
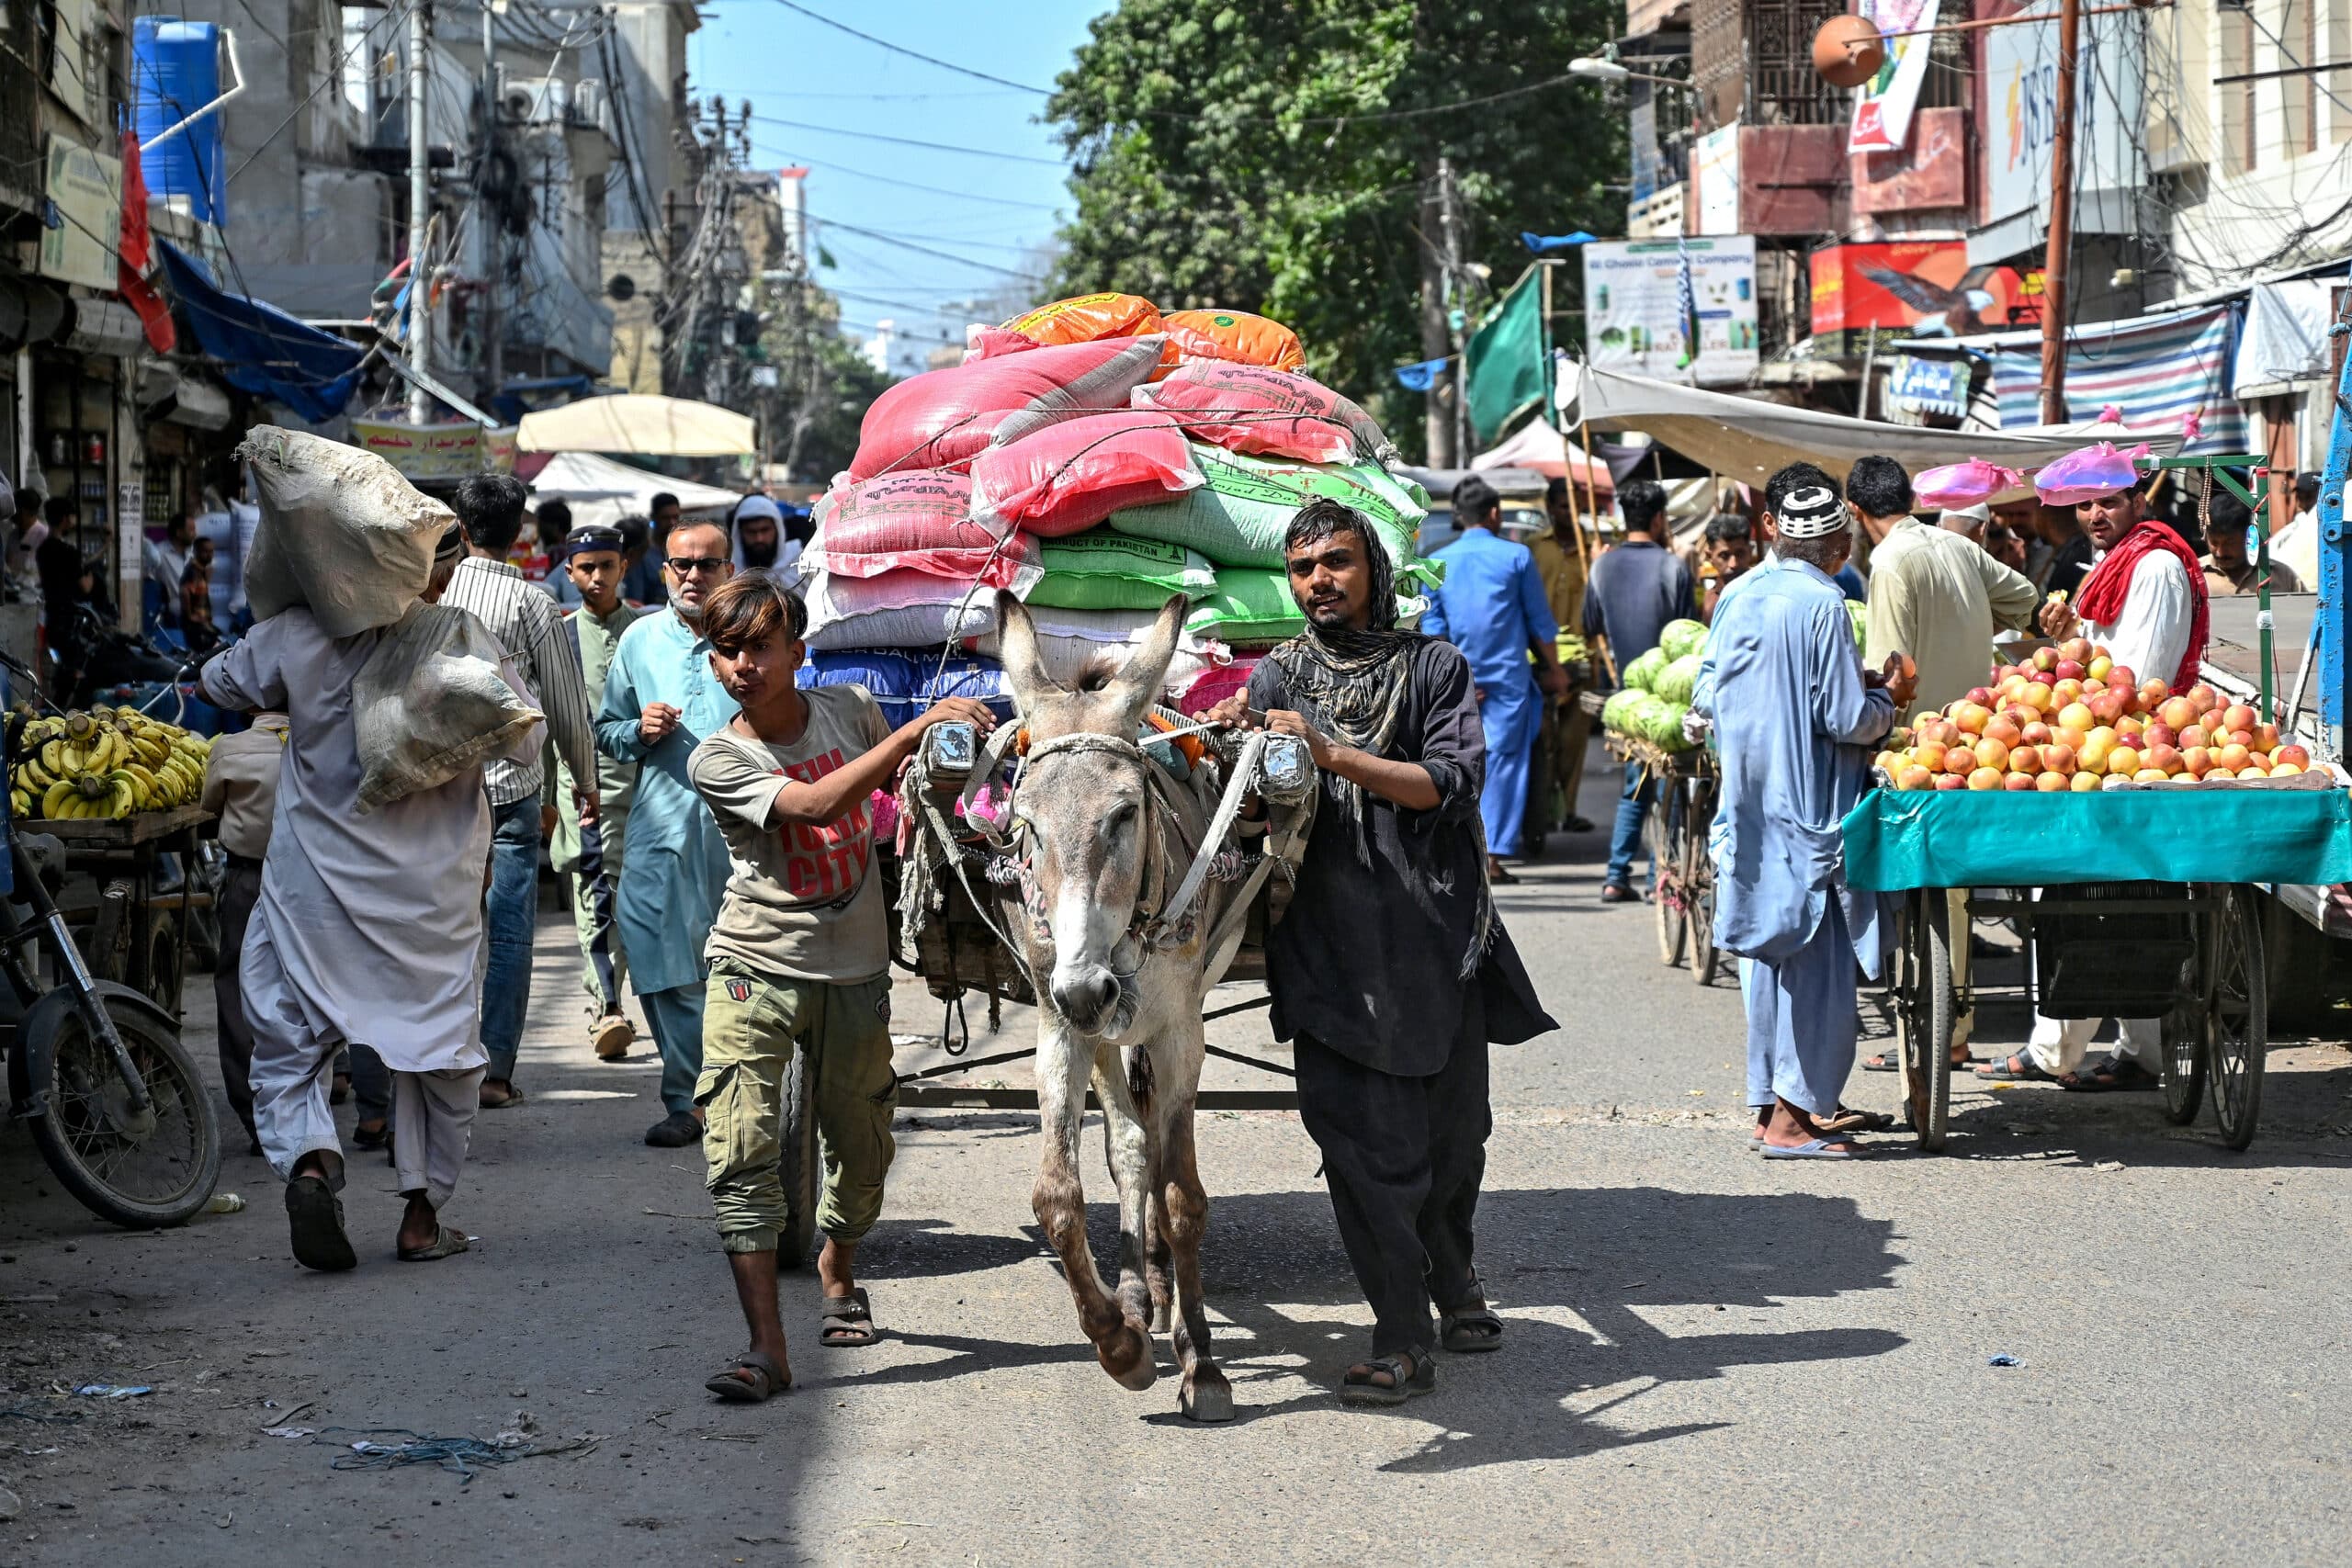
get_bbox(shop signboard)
[1983,0,2143,232]
[37,137,121,292]
[1849,0,1942,153]
[1811,241,2042,352]
[1580,237,1759,388]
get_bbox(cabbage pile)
[1652,653,1702,705]
[1847,598,1867,648]
[1621,647,1667,694]
[1604,627,1704,752]
[1658,618,1708,661]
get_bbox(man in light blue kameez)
[1694,481,1912,1159]
[598,519,741,1148]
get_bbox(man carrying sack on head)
[206,429,544,1271]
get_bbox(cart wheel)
[776,1043,822,1269]
[1650,806,1686,967]
[1684,826,1719,987]
[2206,885,2267,1151]
[141,916,184,1018]
[1897,889,1955,1153]
[2158,998,2205,1125]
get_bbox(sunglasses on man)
[665,555,729,575]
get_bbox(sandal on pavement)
[592,1014,634,1060]
[645,1111,704,1147]
[1759,1137,1861,1160]
[1440,1303,1504,1353]
[705,1349,788,1403]
[2062,1054,2160,1093]
[397,1225,471,1262]
[1973,1052,2057,1082]
[284,1175,357,1273]
[1816,1106,1895,1135]
[1339,1349,1436,1407]
[479,1078,526,1109]
[820,1287,881,1348]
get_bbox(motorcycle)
[1,701,221,1227]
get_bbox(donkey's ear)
[993,590,1057,705]
[1102,593,1186,723]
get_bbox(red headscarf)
[2074,519,2209,689]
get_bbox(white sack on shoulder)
[353,604,545,810]
[238,426,455,637]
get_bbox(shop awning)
[515,394,756,457]
[156,240,368,423]
[525,450,742,531]
[1473,418,1615,500]
[1560,363,2182,490]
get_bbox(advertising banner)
[1849,1,1942,153]
[1983,0,2143,231]
[37,137,121,292]
[1811,241,2042,341]
[1581,237,1758,388]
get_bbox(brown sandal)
[705,1349,788,1402]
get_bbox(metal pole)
[2037,0,2081,426]
[1441,156,1467,466]
[481,2,501,403]
[407,2,433,423]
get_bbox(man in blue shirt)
[1421,475,1568,882]
[1581,479,1699,901]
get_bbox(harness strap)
[1146,729,1267,948]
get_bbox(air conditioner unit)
[569,78,611,137]
[499,73,569,127]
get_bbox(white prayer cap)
[1775,484,1847,539]
[1939,503,1991,529]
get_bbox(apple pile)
[1875,637,2312,793]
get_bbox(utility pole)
[1441,156,1468,466]
[2037,0,2081,426]
[480,2,501,403]
[1418,155,1453,468]
[406,2,433,423]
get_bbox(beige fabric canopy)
[1561,364,2182,491]
[525,451,741,531]
[516,394,757,457]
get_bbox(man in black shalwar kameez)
[1201,497,1556,1404]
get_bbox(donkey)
[992,591,1237,1422]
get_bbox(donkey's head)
[996,591,1187,1039]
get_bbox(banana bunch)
[11,706,215,821]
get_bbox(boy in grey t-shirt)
[684,572,996,1403]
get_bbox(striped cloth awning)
[1991,305,2247,455]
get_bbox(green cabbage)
[1658,618,1708,661]
[1622,647,1667,692]
[1653,653,1702,705]
[1847,598,1867,648]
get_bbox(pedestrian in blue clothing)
[1420,475,1569,882]
[1580,479,1698,903]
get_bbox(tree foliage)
[1046,1,1626,460]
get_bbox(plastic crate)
[2031,881,2196,1019]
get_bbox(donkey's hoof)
[1180,1368,1235,1424]
[1097,1322,1158,1391]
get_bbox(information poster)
[1581,237,1759,387]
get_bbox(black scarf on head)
[1266,536,1420,818]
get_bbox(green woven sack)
[1024,529,1217,612]
[1109,445,1438,586]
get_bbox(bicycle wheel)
[1650,801,1686,967]
[26,996,220,1228]
[2206,885,2267,1151]
[1684,825,1719,987]
[1897,889,1954,1153]
[776,1042,822,1269]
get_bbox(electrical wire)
[810,216,1046,278]
[757,0,1049,96]
[741,139,1059,210]
[743,113,1063,166]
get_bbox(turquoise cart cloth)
[1840,784,2352,892]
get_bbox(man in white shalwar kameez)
[1695,483,1911,1159]
[203,607,541,1269]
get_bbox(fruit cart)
[1843,778,2352,1152]
[1602,728,1722,987]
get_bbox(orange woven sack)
[1160,309,1306,374]
[991,292,1163,354]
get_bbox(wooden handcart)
[1601,725,1722,987]
[17,803,212,1016]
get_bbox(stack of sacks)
[796,647,1017,730]
[805,290,1433,708]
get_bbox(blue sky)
[692,1,1104,375]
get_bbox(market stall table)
[1842,779,2352,1151]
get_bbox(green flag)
[1465,268,1544,448]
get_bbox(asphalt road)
[6,750,2352,1566]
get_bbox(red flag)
[115,130,174,352]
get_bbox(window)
[341,6,374,117]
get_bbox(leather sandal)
[1340,1348,1435,1406]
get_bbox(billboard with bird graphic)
[1810,242,2042,346]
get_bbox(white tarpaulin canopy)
[1473,418,1615,499]
[526,451,740,531]
[1560,363,2181,492]
[515,394,757,456]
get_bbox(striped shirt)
[441,555,597,806]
